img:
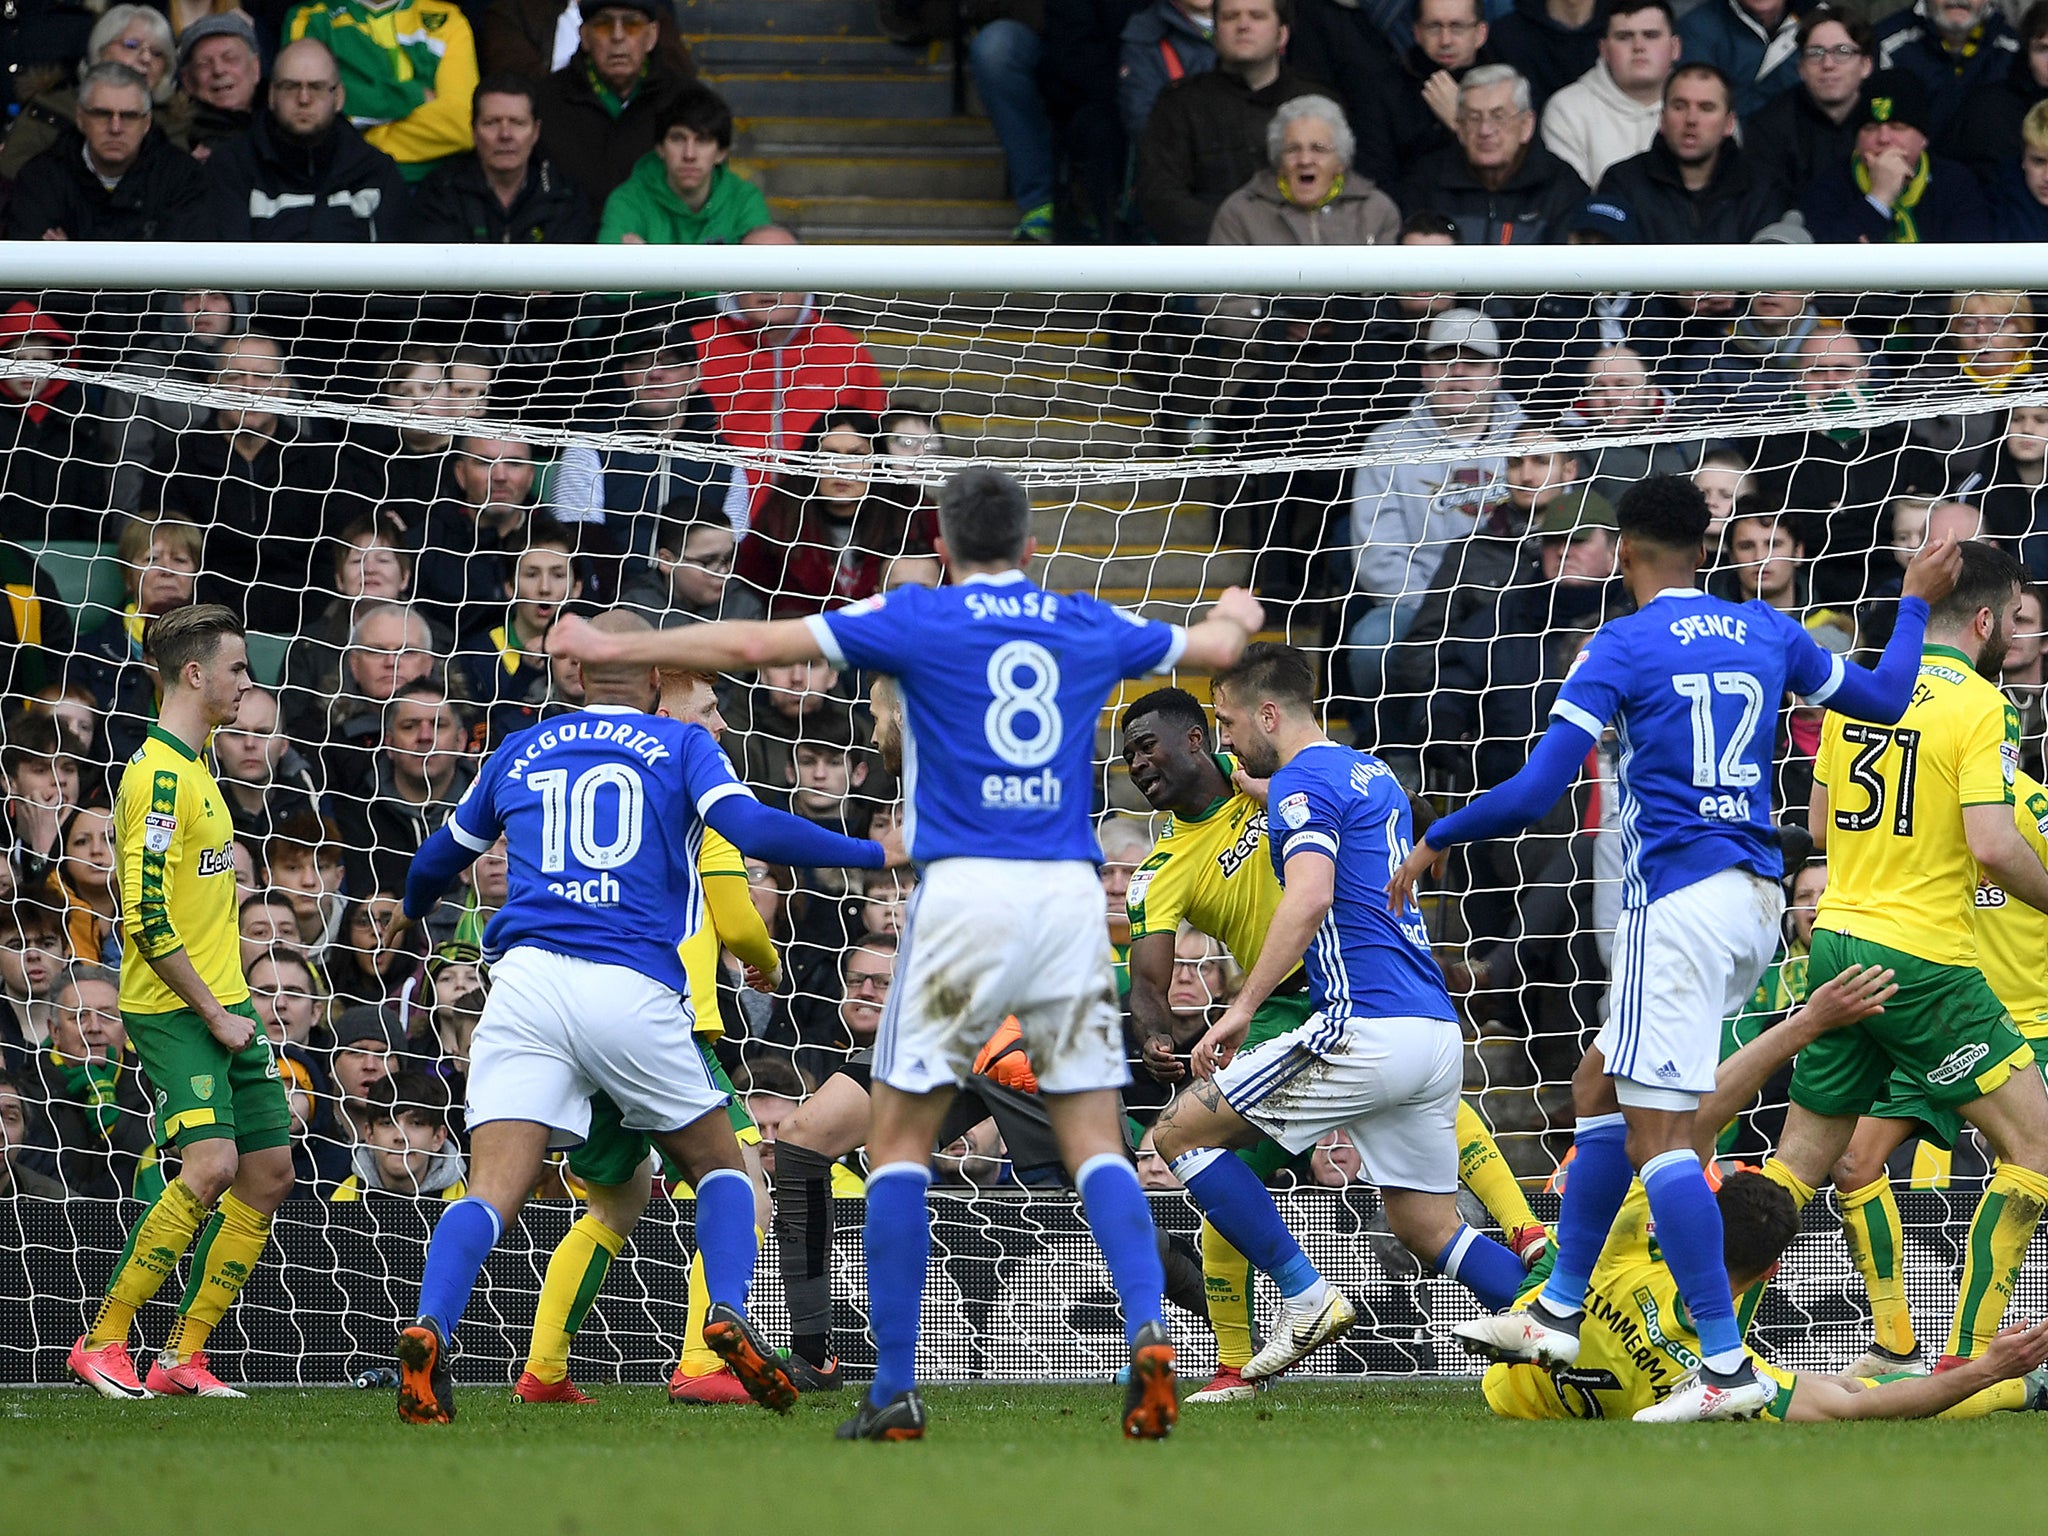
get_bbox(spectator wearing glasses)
[177,11,263,159]
[0,4,192,182]
[206,38,407,243]
[1941,0,2048,186]
[284,0,479,182]
[4,62,212,242]
[409,74,597,244]
[534,0,697,206]
[1360,0,1498,187]
[1676,0,1804,119]
[1744,6,1873,207]
[618,497,766,628]
[1398,63,1587,246]
[1207,94,1399,246]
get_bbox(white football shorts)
[465,945,725,1147]
[1596,865,1784,1108]
[875,857,1127,1097]
[1213,1010,1464,1193]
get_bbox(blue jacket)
[1676,0,1805,120]
[1989,160,2048,241]
[1118,0,1215,144]
[1799,151,1991,243]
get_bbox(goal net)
[2,242,2045,1386]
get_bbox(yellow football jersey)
[680,828,746,1040]
[1973,771,2048,1040]
[1125,755,1302,983]
[115,726,248,1015]
[1815,646,2020,967]
[1482,1185,1791,1422]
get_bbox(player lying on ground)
[772,678,1210,1391]
[1751,541,2048,1376]
[1483,960,2048,1422]
[1149,644,1534,1382]
[516,666,893,1404]
[394,613,897,1423]
[1120,684,1548,1399]
[1810,774,2048,1377]
[551,466,1264,1442]
[70,606,297,1401]
[1391,475,1960,1422]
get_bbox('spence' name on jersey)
[1668,613,1748,646]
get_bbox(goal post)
[1,242,2044,1385]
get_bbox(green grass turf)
[1,1380,2033,1536]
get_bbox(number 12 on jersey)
[1673,671,1765,819]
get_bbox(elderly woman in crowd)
[1904,290,2038,479]
[1208,94,1400,248]
[0,4,192,180]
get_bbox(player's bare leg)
[1833,1117,1923,1376]
[1154,1083,1353,1387]
[838,1082,954,1442]
[654,1108,796,1413]
[400,1119,553,1424]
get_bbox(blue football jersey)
[447,704,752,994]
[1552,589,1842,907]
[1267,742,1455,1022]
[807,571,1185,864]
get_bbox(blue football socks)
[416,1196,503,1339]
[1539,1113,1631,1318]
[1641,1147,1744,1371]
[1175,1146,1323,1300]
[693,1167,756,1311]
[1433,1224,1527,1312]
[864,1162,932,1405]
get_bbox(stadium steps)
[768,193,1015,242]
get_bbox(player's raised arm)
[1786,535,1960,726]
[549,612,828,673]
[1174,587,1266,673]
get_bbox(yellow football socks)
[1202,1219,1254,1371]
[1457,1101,1541,1237]
[526,1214,625,1385]
[87,1176,212,1347]
[164,1191,272,1363]
[1933,1376,2031,1419]
[1946,1163,2048,1359]
[1839,1176,1915,1357]
[1760,1157,1818,1211]
[675,1226,764,1379]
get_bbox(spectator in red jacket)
[690,225,888,502]
[735,410,937,619]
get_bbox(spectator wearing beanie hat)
[1799,68,1990,241]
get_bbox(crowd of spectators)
[5,0,2048,1206]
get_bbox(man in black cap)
[533,0,694,206]
[178,11,263,158]
[1799,68,1990,241]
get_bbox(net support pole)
[4,241,2048,295]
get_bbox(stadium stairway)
[683,3,1299,808]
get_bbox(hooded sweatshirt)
[598,156,771,246]
[330,1137,467,1199]
[1540,59,1662,188]
[691,297,889,459]
[1349,388,1527,603]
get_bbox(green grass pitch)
[1,1380,2030,1536]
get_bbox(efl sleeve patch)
[1277,792,1311,830]
[143,812,178,853]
